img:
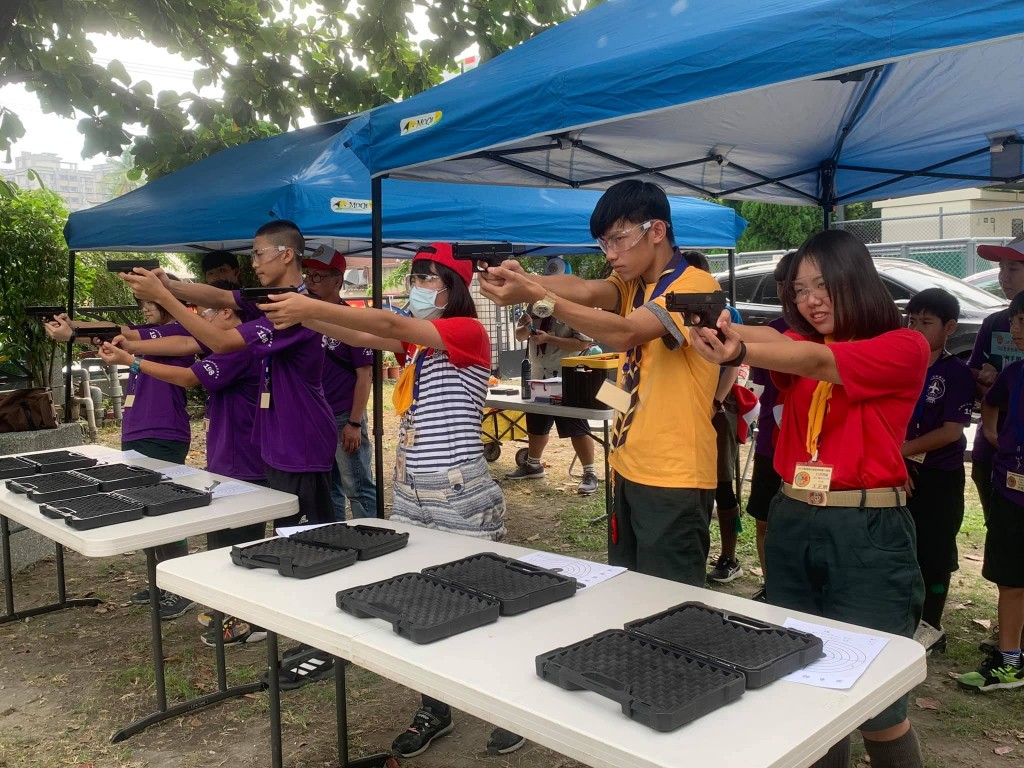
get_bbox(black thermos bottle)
[521,357,532,400]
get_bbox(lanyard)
[409,348,431,417]
[262,282,309,396]
[910,352,948,434]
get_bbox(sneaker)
[913,621,946,655]
[392,707,455,758]
[202,616,266,647]
[751,586,768,603]
[260,645,336,690]
[158,590,196,621]
[197,610,214,628]
[708,555,742,584]
[577,471,599,496]
[505,463,545,480]
[487,727,526,755]
[130,588,150,605]
[957,661,1024,692]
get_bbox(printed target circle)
[811,639,869,673]
[536,559,600,579]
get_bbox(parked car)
[714,258,1007,358]
[964,267,1004,299]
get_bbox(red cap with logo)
[978,236,1024,263]
[301,245,347,272]
[412,242,473,286]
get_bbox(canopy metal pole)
[822,206,831,231]
[371,177,385,519]
[64,250,76,421]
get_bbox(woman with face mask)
[260,242,518,757]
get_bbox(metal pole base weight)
[110,681,264,743]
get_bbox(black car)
[715,258,1007,358]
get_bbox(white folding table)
[0,444,298,741]
[159,519,926,768]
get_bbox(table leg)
[110,551,262,743]
[212,608,227,691]
[268,632,283,768]
[587,421,612,526]
[0,514,100,625]
[333,653,395,768]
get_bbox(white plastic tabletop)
[0,445,297,558]
[485,393,614,422]
[158,520,926,768]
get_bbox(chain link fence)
[832,205,1024,277]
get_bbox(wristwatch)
[531,291,557,319]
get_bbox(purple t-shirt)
[905,353,974,471]
[985,359,1024,505]
[192,349,265,482]
[322,337,374,416]
[751,318,789,457]
[970,309,1021,463]
[121,323,193,443]
[237,317,335,473]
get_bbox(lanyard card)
[123,394,136,408]
[1007,472,1024,492]
[793,462,833,506]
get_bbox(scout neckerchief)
[909,351,949,439]
[610,250,687,449]
[392,346,430,417]
[803,335,836,461]
[261,283,307,409]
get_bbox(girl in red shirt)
[692,230,928,768]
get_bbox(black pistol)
[240,286,299,300]
[26,306,67,322]
[452,242,515,273]
[82,325,123,344]
[107,259,161,273]
[664,291,728,341]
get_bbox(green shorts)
[765,493,923,731]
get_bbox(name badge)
[395,447,407,483]
[793,462,833,494]
[1007,472,1024,491]
[906,452,927,464]
[596,379,632,413]
[123,394,135,408]
[260,392,271,409]
[204,418,210,433]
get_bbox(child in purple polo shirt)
[958,291,1024,692]
[968,237,1024,520]
[902,288,974,653]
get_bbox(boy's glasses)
[250,245,286,265]
[302,271,338,284]
[597,220,653,254]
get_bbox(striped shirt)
[398,318,490,475]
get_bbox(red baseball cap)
[412,242,473,286]
[978,236,1024,263]
[302,245,347,272]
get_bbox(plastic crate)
[625,602,824,688]
[536,630,745,732]
[422,552,578,615]
[41,493,146,530]
[231,538,358,579]
[74,464,164,492]
[114,482,212,516]
[23,450,97,474]
[8,471,101,503]
[289,523,409,559]
[336,572,500,644]
[0,456,39,480]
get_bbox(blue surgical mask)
[408,286,446,319]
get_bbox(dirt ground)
[1,395,1023,767]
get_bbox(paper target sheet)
[781,618,889,690]
[515,551,626,588]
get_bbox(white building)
[873,189,1024,242]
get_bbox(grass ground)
[0,387,1022,767]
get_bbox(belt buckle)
[807,489,828,507]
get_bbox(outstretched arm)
[97,343,201,388]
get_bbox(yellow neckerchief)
[392,346,425,417]
[804,335,835,460]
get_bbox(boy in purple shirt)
[302,249,377,520]
[901,289,974,653]
[958,291,1024,692]
[968,237,1024,520]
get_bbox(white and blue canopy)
[349,0,1024,206]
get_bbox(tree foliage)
[726,200,823,252]
[2,0,584,179]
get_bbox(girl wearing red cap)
[262,243,522,758]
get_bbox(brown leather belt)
[781,482,906,508]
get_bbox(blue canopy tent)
[349,0,1024,214]
[64,115,744,516]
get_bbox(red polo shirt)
[772,329,929,490]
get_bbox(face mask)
[408,286,446,319]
